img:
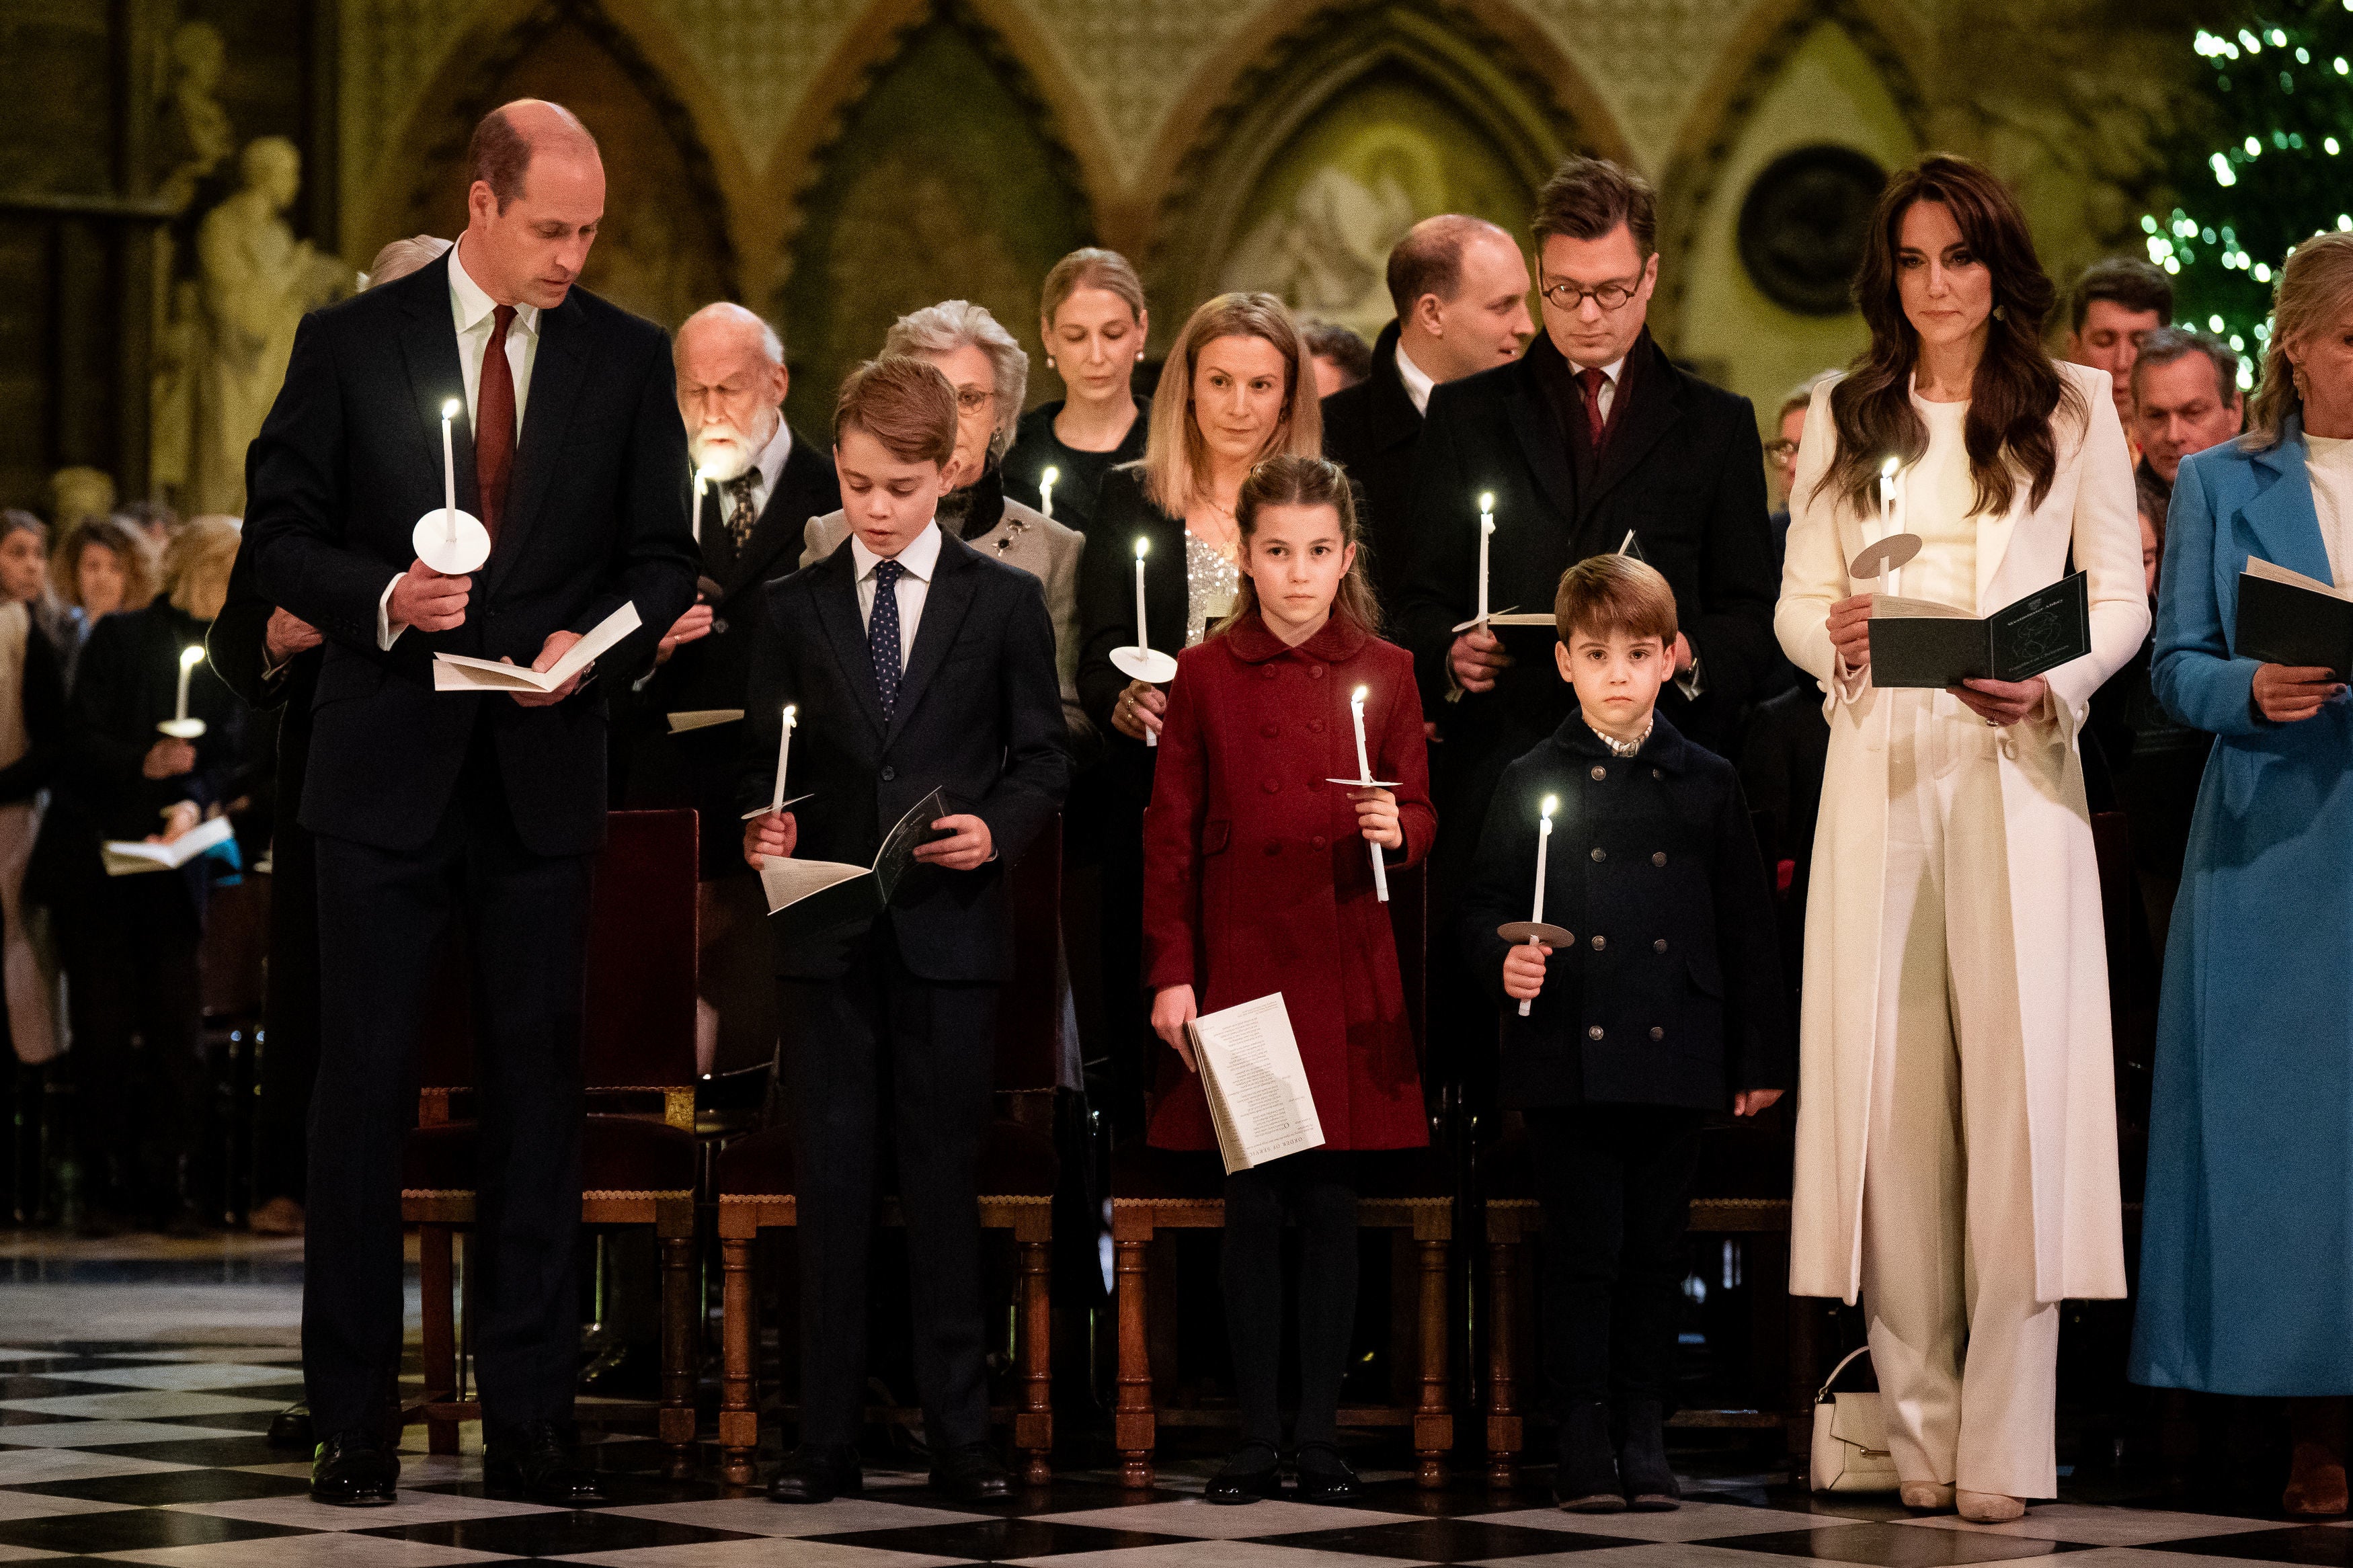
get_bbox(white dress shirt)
[1574,353,1627,421]
[1394,342,1435,418]
[847,520,941,669]
[697,417,793,541]
[378,235,544,649]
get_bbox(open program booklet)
[103,815,233,877]
[2237,556,2353,677]
[432,602,641,693]
[1185,993,1326,1174]
[1866,571,2090,688]
[756,787,951,948]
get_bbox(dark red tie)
[1577,366,1610,448]
[475,304,517,539]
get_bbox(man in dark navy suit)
[739,356,1068,1505]
[245,99,696,1508]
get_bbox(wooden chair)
[400,809,702,1475]
[714,818,1066,1486]
[1109,864,1453,1490]
[197,870,270,1223]
[1480,1110,1811,1487]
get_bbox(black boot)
[1618,1399,1681,1511]
[1554,1401,1625,1512]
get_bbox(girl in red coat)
[1142,453,1435,1503]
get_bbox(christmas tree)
[2140,5,2353,387]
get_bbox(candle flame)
[1352,685,1368,702]
[782,704,796,725]
[179,645,204,671]
[696,464,721,490]
[1540,794,1558,819]
[1134,536,1150,560]
[1880,454,1899,479]
[441,398,461,421]
[1041,466,1060,486]
[1478,491,1494,512]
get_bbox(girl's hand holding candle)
[1349,787,1401,849]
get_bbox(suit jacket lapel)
[1582,336,1681,526]
[396,257,477,518]
[485,292,590,591]
[1365,322,1422,452]
[886,533,978,740]
[1505,343,1577,524]
[809,546,889,743]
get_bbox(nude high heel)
[1899,1482,1955,1510]
[1957,1490,2026,1523]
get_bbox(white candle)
[767,704,796,815]
[1351,685,1388,903]
[693,466,715,544]
[440,398,461,544]
[1520,794,1556,1017]
[1475,492,1495,623]
[1878,455,1903,599]
[174,644,202,725]
[1039,465,1060,520]
[1133,537,1156,748]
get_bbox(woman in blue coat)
[2132,230,2353,1515]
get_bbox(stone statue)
[155,20,233,215]
[46,468,115,534]
[190,136,348,515]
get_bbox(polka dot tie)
[868,558,904,722]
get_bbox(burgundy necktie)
[1577,366,1611,448]
[475,304,517,540]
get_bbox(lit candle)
[693,465,718,544]
[1039,465,1060,520]
[174,644,203,726]
[767,704,796,816]
[1878,455,1903,599]
[1520,793,1556,1018]
[1475,492,1495,624]
[1133,537,1157,748]
[440,398,462,545]
[1351,685,1388,903]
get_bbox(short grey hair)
[2132,325,2241,408]
[883,300,1029,459]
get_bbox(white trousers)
[1858,692,2057,1499]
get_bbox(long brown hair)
[1819,153,2083,519]
[2246,230,2353,451]
[1139,293,1321,515]
[1215,454,1381,637]
[56,516,159,613]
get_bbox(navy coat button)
[1650,1026,1664,1041]
[1587,1025,1604,1040]
[1652,767,1663,779]
[1590,765,1605,780]
[881,766,896,782]
[1652,851,1667,866]
[1590,847,1605,862]
[1591,934,1606,950]
[1654,938,1668,953]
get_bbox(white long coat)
[1775,363,2145,1305]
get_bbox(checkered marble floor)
[0,1344,2342,1565]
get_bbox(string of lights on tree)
[2141,2,2353,390]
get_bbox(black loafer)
[769,1444,863,1503]
[928,1442,1011,1502]
[268,1403,315,1450]
[1294,1443,1361,1503]
[483,1419,606,1506]
[1205,1442,1285,1505]
[309,1430,398,1507]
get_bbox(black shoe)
[483,1419,607,1506]
[1618,1399,1681,1511]
[1205,1441,1285,1505]
[768,1444,863,1503]
[1294,1443,1361,1503]
[268,1403,315,1450]
[309,1429,398,1506]
[577,1341,661,1401]
[1554,1401,1626,1513]
[928,1442,1011,1502]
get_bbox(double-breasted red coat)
[1140,611,1435,1151]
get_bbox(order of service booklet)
[1866,570,2091,688]
[1184,992,1326,1174]
[432,602,641,693]
[2235,556,2353,677]
[756,786,952,948]
[102,815,233,877]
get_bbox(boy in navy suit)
[1460,554,1790,1513]
[738,356,1069,1503]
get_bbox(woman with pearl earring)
[1004,248,1152,537]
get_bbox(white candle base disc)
[1109,646,1177,684]
[740,792,813,821]
[1499,920,1574,946]
[156,718,207,740]
[1326,776,1402,789]
[1451,606,1521,634]
[412,508,491,575]
[1849,534,1921,581]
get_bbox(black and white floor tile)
[0,1336,2340,1567]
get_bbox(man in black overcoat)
[244,100,696,1506]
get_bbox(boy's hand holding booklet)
[1184,993,1324,1174]
[755,786,956,948]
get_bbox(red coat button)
[1308,665,1325,679]
[1264,839,1281,855]
[1307,718,1324,734]
[1262,667,1278,680]
[1262,778,1280,794]
[1261,723,1279,738]
[1312,834,1328,849]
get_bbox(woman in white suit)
[1777,155,2146,1522]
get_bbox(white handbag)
[1809,1346,1901,1492]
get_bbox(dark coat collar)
[1349,319,1421,449]
[1549,706,1690,774]
[1219,608,1371,665]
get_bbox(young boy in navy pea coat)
[1460,554,1791,1513]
